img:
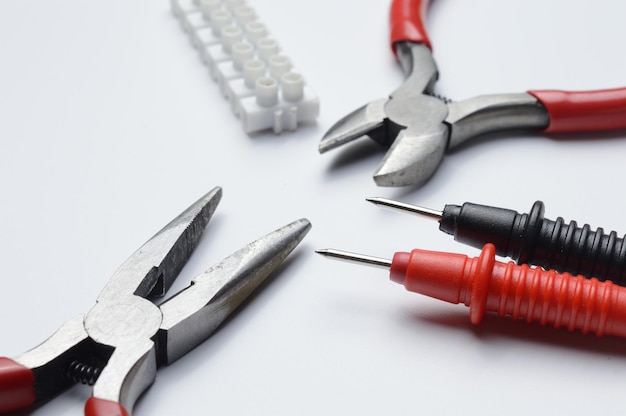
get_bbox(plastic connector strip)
[171,0,320,134]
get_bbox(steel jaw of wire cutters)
[0,187,311,416]
[319,0,626,187]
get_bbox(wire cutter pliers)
[319,0,626,187]
[0,187,311,416]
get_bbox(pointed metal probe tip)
[315,248,392,269]
[366,197,442,220]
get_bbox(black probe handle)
[439,201,626,285]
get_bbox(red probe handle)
[391,244,626,337]
[0,357,36,413]
[85,397,130,416]
[390,0,432,52]
[529,88,626,133]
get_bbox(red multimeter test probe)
[316,244,626,338]
[317,195,626,338]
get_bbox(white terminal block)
[171,0,319,134]
[240,72,317,134]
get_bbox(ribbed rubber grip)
[474,245,626,337]
[509,202,626,285]
[441,201,626,285]
[486,261,618,335]
[393,244,626,337]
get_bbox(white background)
[2,0,626,414]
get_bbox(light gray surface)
[2,0,626,414]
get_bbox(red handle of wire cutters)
[390,0,626,132]
[390,0,432,52]
[529,88,626,132]
[0,357,35,413]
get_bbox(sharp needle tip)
[315,248,392,269]
[366,197,443,220]
[365,197,383,204]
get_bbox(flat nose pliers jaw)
[319,0,626,187]
[0,187,311,416]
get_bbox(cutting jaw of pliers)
[0,187,311,416]
[319,0,626,187]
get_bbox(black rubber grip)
[439,201,626,285]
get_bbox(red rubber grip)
[391,244,626,337]
[528,88,626,133]
[85,397,130,416]
[390,0,432,52]
[0,357,35,413]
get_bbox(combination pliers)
[0,187,311,416]
[319,0,626,187]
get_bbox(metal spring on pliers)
[66,359,102,385]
